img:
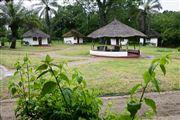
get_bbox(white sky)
[22,0,180,12]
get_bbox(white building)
[110,38,128,46]
[23,29,50,46]
[140,30,160,47]
[63,30,85,44]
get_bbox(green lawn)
[0,41,180,98]
[0,41,87,69]
[72,59,180,95]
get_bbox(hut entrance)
[38,37,42,45]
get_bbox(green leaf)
[127,100,141,118]
[45,55,53,63]
[41,81,57,96]
[62,88,72,105]
[148,64,156,74]
[160,64,166,75]
[11,87,17,95]
[151,58,160,64]
[151,78,160,92]
[37,70,49,79]
[23,56,28,62]
[144,98,157,114]
[129,84,142,95]
[143,71,151,84]
[76,76,83,84]
[14,71,19,76]
[59,73,69,83]
[36,64,48,71]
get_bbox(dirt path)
[0,91,180,120]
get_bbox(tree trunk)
[10,37,16,49]
[143,12,147,46]
[10,25,18,49]
[46,6,51,44]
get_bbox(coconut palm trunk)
[10,25,18,48]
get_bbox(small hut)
[88,19,146,58]
[140,30,160,46]
[23,28,50,46]
[63,30,85,44]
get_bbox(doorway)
[38,37,42,45]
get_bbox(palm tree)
[0,1,41,48]
[0,1,27,48]
[33,0,58,42]
[138,0,162,34]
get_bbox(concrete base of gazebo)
[90,50,140,58]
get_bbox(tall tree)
[33,0,58,42]
[138,0,162,34]
[0,1,27,48]
[0,1,41,48]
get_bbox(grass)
[72,59,180,95]
[0,41,180,98]
[0,41,87,69]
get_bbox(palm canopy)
[33,0,58,19]
[0,0,41,48]
[0,0,27,27]
[139,0,162,13]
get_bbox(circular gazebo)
[88,19,146,58]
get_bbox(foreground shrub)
[9,55,102,120]
[9,55,170,120]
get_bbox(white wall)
[150,38,158,47]
[110,39,128,45]
[64,37,83,44]
[23,38,48,46]
[90,50,128,57]
[140,38,158,46]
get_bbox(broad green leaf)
[45,55,53,63]
[59,73,69,83]
[37,70,49,79]
[11,87,17,95]
[144,98,157,114]
[151,78,160,92]
[76,76,83,84]
[129,84,142,95]
[127,100,141,118]
[23,56,28,62]
[148,64,156,74]
[143,71,151,84]
[41,81,57,96]
[151,58,160,64]
[160,64,166,75]
[36,64,48,71]
[62,88,72,105]
[14,71,18,76]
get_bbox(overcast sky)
[23,0,180,12]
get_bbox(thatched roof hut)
[63,29,85,38]
[88,19,146,38]
[23,28,50,38]
[146,30,160,38]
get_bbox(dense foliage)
[151,11,180,47]
[0,0,179,48]
[9,55,170,119]
[9,55,102,119]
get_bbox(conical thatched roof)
[23,28,50,38]
[88,19,146,38]
[63,29,85,38]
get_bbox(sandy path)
[0,91,180,120]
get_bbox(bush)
[9,55,102,120]
[9,55,170,120]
